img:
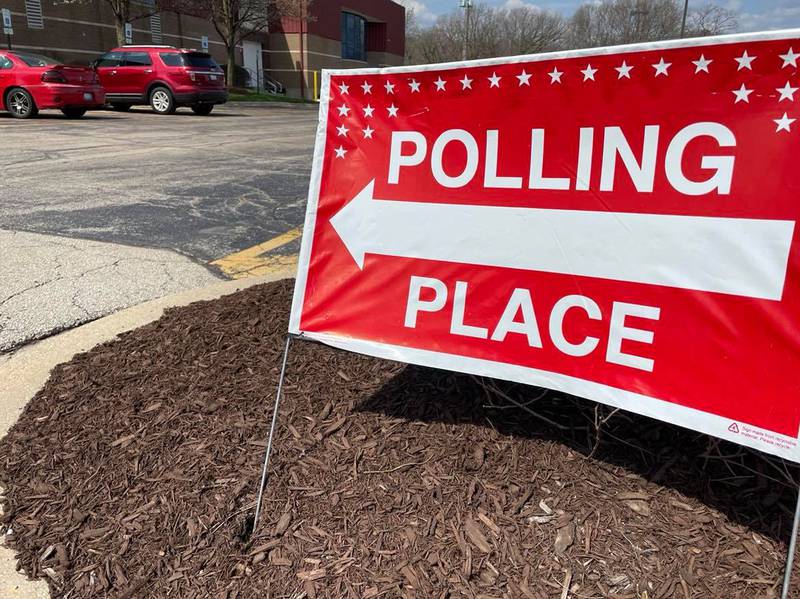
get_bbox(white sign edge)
[322,28,800,77]
[289,69,331,334]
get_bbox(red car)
[0,51,105,119]
[92,45,228,115]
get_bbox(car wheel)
[61,107,87,119]
[191,104,214,116]
[111,103,132,112]
[6,88,38,119]
[149,87,175,115]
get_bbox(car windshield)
[183,53,219,68]
[15,53,60,67]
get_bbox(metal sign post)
[782,487,800,599]
[2,8,12,49]
[252,335,293,531]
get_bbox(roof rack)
[121,45,177,49]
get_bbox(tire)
[111,103,131,112]
[149,86,175,115]
[61,107,87,119]
[5,88,38,119]
[190,104,214,116]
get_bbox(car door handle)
[110,70,117,75]
[144,69,153,74]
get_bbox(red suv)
[92,46,227,115]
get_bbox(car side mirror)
[90,60,99,70]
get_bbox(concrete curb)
[226,101,318,110]
[0,270,295,598]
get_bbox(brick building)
[0,0,405,98]
[272,0,406,98]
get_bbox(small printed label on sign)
[290,30,800,463]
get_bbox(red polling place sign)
[290,31,800,461]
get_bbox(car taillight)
[41,70,67,83]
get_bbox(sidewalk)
[0,230,220,354]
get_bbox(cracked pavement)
[0,230,218,352]
[0,105,318,352]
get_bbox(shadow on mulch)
[1,279,797,599]
[359,364,800,547]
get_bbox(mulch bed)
[1,279,799,598]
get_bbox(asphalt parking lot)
[0,104,318,352]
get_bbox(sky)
[398,0,800,32]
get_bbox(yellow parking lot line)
[211,227,302,279]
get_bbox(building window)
[341,12,365,61]
[150,13,162,44]
[25,0,44,29]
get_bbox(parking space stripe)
[211,227,302,279]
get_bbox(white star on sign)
[434,77,446,91]
[731,84,753,104]
[387,104,398,117]
[581,64,597,81]
[363,125,374,139]
[363,104,374,118]
[774,112,795,133]
[337,104,350,116]
[460,75,473,89]
[488,72,501,87]
[334,145,347,158]
[548,67,563,83]
[338,82,349,94]
[734,50,756,71]
[615,61,633,79]
[409,79,420,93]
[777,81,798,102]
[693,54,712,73]
[652,58,671,76]
[516,69,532,86]
[336,124,349,136]
[384,81,395,94]
[780,47,799,68]
[361,81,372,94]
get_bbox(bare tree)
[405,3,564,64]
[687,3,738,36]
[567,0,737,49]
[498,6,567,56]
[406,0,738,64]
[180,0,308,87]
[70,0,160,48]
[567,0,683,49]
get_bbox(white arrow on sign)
[330,180,795,301]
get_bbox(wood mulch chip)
[1,279,798,598]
